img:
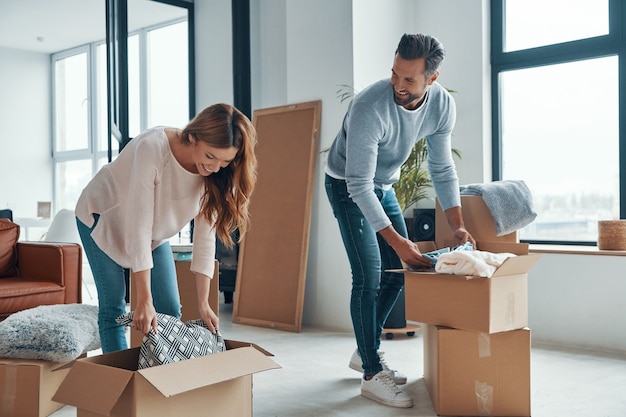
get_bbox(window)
[491,0,624,244]
[52,45,100,211]
[53,47,90,153]
[52,17,189,218]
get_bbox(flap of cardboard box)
[491,253,542,277]
[138,346,281,397]
[225,339,274,356]
[0,357,72,371]
[476,241,529,255]
[53,360,134,415]
[417,241,529,256]
[435,195,519,245]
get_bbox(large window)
[52,17,189,214]
[491,0,625,244]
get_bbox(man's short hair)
[395,34,445,76]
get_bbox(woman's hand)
[199,303,220,334]
[132,269,158,335]
[194,272,219,333]
[133,300,158,335]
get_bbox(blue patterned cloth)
[422,241,474,268]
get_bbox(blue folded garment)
[459,180,537,236]
[422,241,474,268]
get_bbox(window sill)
[529,244,626,257]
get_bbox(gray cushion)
[0,303,101,362]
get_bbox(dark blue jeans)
[325,174,406,377]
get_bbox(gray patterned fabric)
[116,312,225,369]
[0,304,100,362]
[459,180,537,236]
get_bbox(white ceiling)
[0,0,188,54]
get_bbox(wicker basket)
[597,220,626,250]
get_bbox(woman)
[76,103,257,353]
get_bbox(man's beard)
[393,90,421,107]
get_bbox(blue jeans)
[324,175,406,377]
[76,215,181,353]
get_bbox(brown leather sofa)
[0,219,82,321]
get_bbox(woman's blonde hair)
[181,103,257,248]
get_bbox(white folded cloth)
[435,250,516,278]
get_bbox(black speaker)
[412,208,436,241]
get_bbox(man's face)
[390,54,439,110]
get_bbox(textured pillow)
[0,219,19,277]
[116,312,226,369]
[0,303,101,362]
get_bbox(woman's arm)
[194,272,219,333]
[131,269,158,335]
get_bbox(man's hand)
[379,225,431,268]
[454,227,476,247]
[445,206,476,247]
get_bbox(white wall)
[529,254,626,352]
[0,47,52,220]
[413,0,492,188]
[194,0,234,108]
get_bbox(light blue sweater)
[325,79,460,231]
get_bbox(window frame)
[490,0,626,245]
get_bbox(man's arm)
[444,206,476,246]
[379,225,432,268]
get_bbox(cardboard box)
[130,259,219,347]
[53,340,280,417]
[403,241,541,333]
[435,195,518,246]
[0,358,70,417]
[424,325,531,417]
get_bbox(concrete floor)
[50,293,626,417]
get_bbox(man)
[324,33,475,408]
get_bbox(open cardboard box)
[53,339,280,417]
[424,324,531,417]
[0,358,72,417]
[398,241,541,333]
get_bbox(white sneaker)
[349,349,407,385]
[361,371,414,408]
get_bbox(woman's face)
[191,137,239,176]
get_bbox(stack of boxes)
[403,196,541,417]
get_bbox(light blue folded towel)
[459,180,537,236]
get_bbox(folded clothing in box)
[400,241,542,333]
